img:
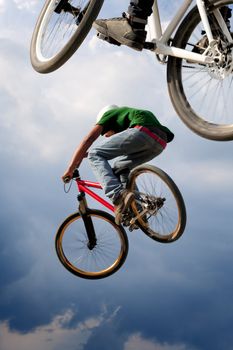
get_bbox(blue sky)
[0,1,233,350]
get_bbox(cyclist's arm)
[62,125,103,181]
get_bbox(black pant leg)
[128,0,154,19]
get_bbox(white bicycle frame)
[148,0,233,64]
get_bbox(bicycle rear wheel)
[167,1,233,141]
[127,165,186,243]
[55,209,128,279]
[30,0,104,73]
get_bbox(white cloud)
[13,0,37,10]
[0,32,172,165]
[0,306,121,350]
[0,310,87,350]
[124,333,196,350]
[0,5,231,198]
[0,5,232,350]
[0,0,5,12]
[170,159,233,194]
[0,30,232,200]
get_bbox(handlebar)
[63,176,71,183]
[63,168,80,184]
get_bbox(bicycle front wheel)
[30,0,104,73]
[55,209,128,279]
[127,165,186,243]
[167,1,233,141]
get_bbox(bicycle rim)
[128,165,186,243]
[167,1,233,140]
[36,0,88,61]
[55,210,128,279]
[31,0,103,72]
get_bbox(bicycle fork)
[78,193,97,250]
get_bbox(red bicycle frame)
[76,178,114,212]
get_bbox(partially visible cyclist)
[93,2,232,52]
[62,105,174,225]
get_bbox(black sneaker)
[93,16,147,51]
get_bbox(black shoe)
[93,16,147,51]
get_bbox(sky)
[0,1,233,350]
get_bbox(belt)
[134,125,167,149]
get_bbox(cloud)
[170,158,233,194]
[0,31,173,167]
[0,0,5,12]
[124,333,197,350]
[0,0,38,15]
[0,306,122,350]
[1,4,233,350]
[13,0,37,10]
[0,309,89,350]
[1,306,197,350]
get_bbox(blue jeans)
[128,0,154,19]
[88,128,164,203]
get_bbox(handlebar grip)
[63,176,71,183]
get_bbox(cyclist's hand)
[62,170,73,183]
[63,176,71,183]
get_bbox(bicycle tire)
[55,209,128,279]
[30,0,104,73]
[167,1,233,141]
[127,164,186,243]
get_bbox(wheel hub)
[207,41,233,80]
[144,196,165,212]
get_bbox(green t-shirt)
[97,107,174,142]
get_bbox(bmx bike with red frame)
[55,164,186,279]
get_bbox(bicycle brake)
[96,32,121,46]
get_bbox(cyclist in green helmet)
[62,105,174,224]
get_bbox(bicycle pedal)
[96,32,121,46]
